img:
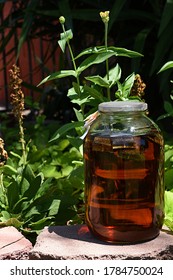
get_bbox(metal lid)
[98,101,148,112]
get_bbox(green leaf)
[62,165,73,177]
[71,97,91,106]
[19,164,36,196]
[0,218,23,228]
[50,121,84,142]
[7,181,20,211]
[75,46,143,59]
[77,52,116,74]
[165,148,173,163]
[23,185,61,217]
[108,0,127,31]
[20,178,30,197]
[22,164,35,184]
[83,85,105,102]
[108,46,143,58]
[165,191,173,221]
[164,101,173,113]
[157,112,173,121]
[67,136,83,150]
[85,75,109,87]
[24,205,43,219]
[73,108,84,121]
[0,211,11,222]
[165,169,173,190]
[121,73,136,98]
[115,73,135,100]
[67,87,91,106]
[72,82,82,95]
[3,165,17,176]
[158,61,173,73]
[48,199,61,216]
[59,29,73,40]
[132,28,151,71]
[151,22,173,74]
[23,174,43,200]
[0,27,16,53]
[35,178,54,197]
[158,2,173,36]
[12,197,28,214]
[57,139,70,151]
[38,70,77,86]
[29,217,53,230]
[10,151,21,159]
[41,165,61,179]
[75,46,103,59]
[164,219,173,231]
[76,47,142,75]
[0,187,7,209]
[107,64,122,86]
[67,86,78,100]
[58,29,73,52]
[16,0,39,60]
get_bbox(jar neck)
[99,111,147,117]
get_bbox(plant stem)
[9,64,27,166]
[0,174,8,206]
[104,21,111,101]
[61,24,81,94]
[61,23,84,115]
[19,117,27,165]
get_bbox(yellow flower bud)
[100,11,110,23]
[59,16,65,24]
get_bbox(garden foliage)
[0,2,173,240]
[0,11,144,240]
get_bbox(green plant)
[0,65,83,242]
[164,144,173,191]
[38,11,143,143]
[37,10,145,227]
[158,61,173,232]
[1,0,173,121]
[158,61,173,123]
[0,10,144,241]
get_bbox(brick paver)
[0,226,32,260]
[29,225,173,260]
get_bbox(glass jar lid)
[98,101,148,113]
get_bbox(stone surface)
[0,226,33,260]
[29,225,173,260]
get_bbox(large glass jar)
[84,101,164,244]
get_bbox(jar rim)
[98,101,148,112]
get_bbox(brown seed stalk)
[130,74,146,100]
[9,64,26,163]
[0,138,8,166]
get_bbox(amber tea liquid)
[84,133,164,243]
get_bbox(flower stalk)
[59,16,81,96]
[59,16,86,117]
[9,64,27,165]
[100,11,111,100]
[0,138,8,205]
